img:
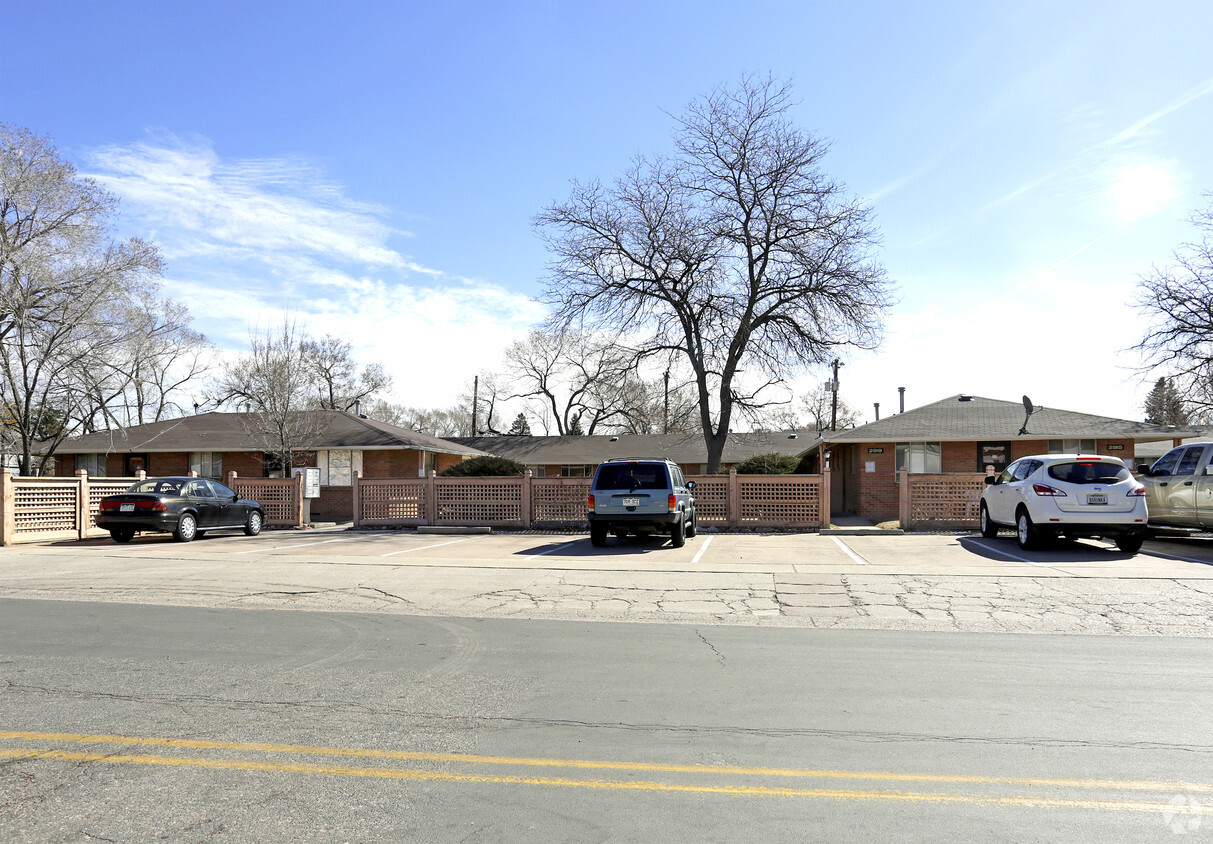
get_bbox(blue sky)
[5,0,1212,425]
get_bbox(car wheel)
[244,511,263,536]
[173,512,198,543]
[590,524,607,548]
[1115,533,1144,554]
[978,503,997,538]
[686,510,697,538]
[110,528,135,543]
[1015,508,1039,551]
[670,514,686,548]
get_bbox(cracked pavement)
[1,529,1212,636]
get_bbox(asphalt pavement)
[1,527,1211,635]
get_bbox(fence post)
[521,470,532,529]
[1,470,14,546]
[727,468,740,527]
[76,469,90,540]
[294,472,305,527]
[899,467,912,530]
[425,470,437,525]
[352,470,362,527]
[820,464,831,530]
[226,470,238,488]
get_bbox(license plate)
[1086,494,1107,505]
[120,503,135,512]
[622,497,640,507]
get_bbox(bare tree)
[214,320,328,475]
[760,384,861,431]
[0,124,202,474]
[1135,194,1213,410]
[365,401,469,437]
[536,76,893,471]
[303,333,392,412]
[503,329,644,434]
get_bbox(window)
[526,465,546,478]
[977,442,1011,473]
[1048,439,1096,454]
[895,443,941,479]
[1176,446,1208,476]
[1149,447,1183,477]
[75,453,107,477]
[560,464,593,477]
[189,452,222,479]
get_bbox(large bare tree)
[303,333,392,412]
[215,320,329,475]
[1,124,203,474]
[536,76,893,471]
[1135,194,1213,411]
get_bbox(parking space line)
[958,537,1057,568]
[1137,546,1213,566]
[691,535,713,564]
[523,539,583,560]
[380,539,470,558]
[231,538,354,555]
[829,536,869,565]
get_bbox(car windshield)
[595,463,669,491]
[1046,462,1130,485]
[128,480,183,495]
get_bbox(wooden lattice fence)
[353,469,829,530]
[899,471,987,529]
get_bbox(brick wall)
[363,449,421,478]
[147,452,190,476]
[312,485,354,519]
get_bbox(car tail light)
[1032,483,1067,497]
[102,499,166,512]
[1127,485,1147,497]
[668,493,677,511]
[587,494,595,512]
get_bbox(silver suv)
[587,458,697,548]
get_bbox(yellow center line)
[1,748,1208,813]
[2,730,1209,796]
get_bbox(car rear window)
[594,463,670,491]
[1046,462,1130,485]
[128,480,183,494]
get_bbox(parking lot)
[4,527,1212,635]
[20,525,1213,579]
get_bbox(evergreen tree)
[507,412,532,436]
[1143,377,1190,425]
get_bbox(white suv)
[979,454,1148,552]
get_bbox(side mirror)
[687,481,697,490]
[232,494,239,502]
[1136,464,1151,476]
[984,475,997,485]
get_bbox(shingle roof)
[822,394,1195,443]
[56,411,487,456]
[449,430,822,466]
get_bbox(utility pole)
[830,359,843,431]
[471,375,479,436]
[663,369,670,435]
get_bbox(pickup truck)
[1136,443,1213,528]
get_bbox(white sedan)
[979,454,1148,553]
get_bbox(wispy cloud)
[1104,76,1213,147]
[82,133,546,405]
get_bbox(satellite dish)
[1019,395,1038,436]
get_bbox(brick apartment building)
[53,411,485,519]
[814,394,1190,522]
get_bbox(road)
[1,599,1210,841]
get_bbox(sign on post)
[294,467,321,498]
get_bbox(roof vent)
[958,395,973,402]
[610,436,619,442]
[788,434,798,439]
